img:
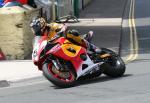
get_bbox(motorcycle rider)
[30,17,66,39]
[30,17,101,53]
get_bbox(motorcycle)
[32,31,126,88]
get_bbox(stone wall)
[0,6,39,60]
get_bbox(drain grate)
[0,80,10,88]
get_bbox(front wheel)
[42,60,76,88]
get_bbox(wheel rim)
[47,64,75,83]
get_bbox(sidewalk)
[0,0,127,83]
[0,60,42,82]
[69,18,122,27]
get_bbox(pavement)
[0,0,127,83]
[69,18,122,27]
[0,60,42,82]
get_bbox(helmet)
[40,17,47,30]
[30,17,47,31]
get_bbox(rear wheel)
[100,48,126,77]
[42,60,76,88]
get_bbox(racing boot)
[89,43,102,54]
[83,31,93,43]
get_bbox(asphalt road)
[121,0,150,60]
[0,0,150,103]
[0,60,150,103]
[135,0,150,54]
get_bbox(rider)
[30,17,101,53]
[30,17,66,39]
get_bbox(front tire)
[42,61,76,88]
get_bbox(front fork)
[51,57,70,72]
[52,60,62,71]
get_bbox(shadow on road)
[51,74,132,89]
[76,74,132,86]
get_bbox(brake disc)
[52,67,70,79]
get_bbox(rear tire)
[42,61,76,88]
[100,48,126,77]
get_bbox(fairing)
[32,36,48,62]
[46,37,95,78]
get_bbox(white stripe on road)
[69,18,122,26]
[138,37,150,40]
[123,17,150,27]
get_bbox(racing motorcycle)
[32,31,126,88]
